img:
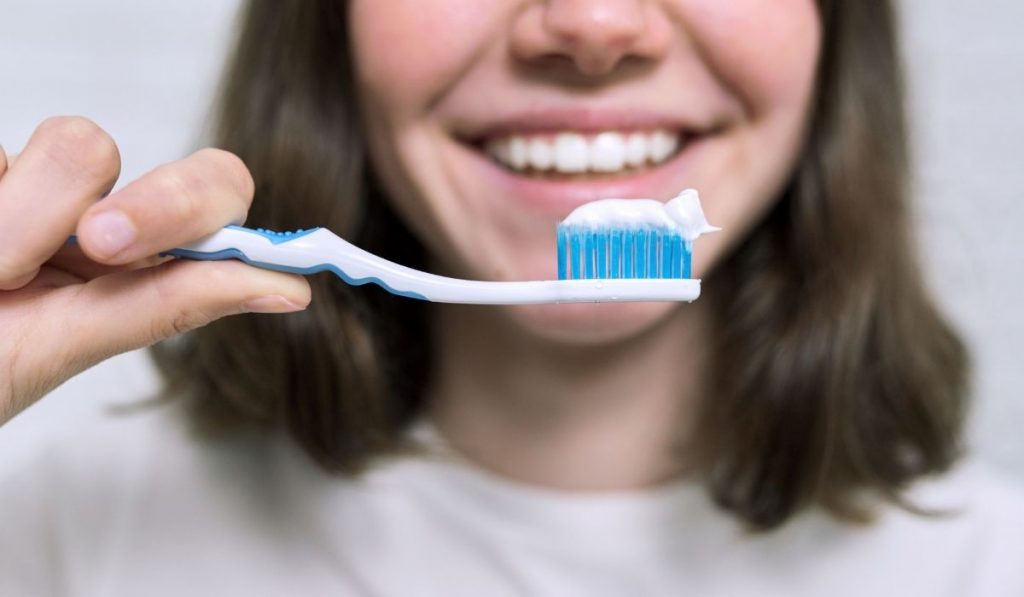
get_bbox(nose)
[512,0,670,77]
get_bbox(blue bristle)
[584,232,594,279]
[570,231,581,280]
[666,233,675,279]
[647,230,658,278]
[610,229,623,278]
[670,237,675,276]
[684,240,693,278]
[555,224,694,281]
[675,234,684,278]
[634,232,651,280]
[557,228,567,280]
[663,233,671,280]
[622,231,630,278]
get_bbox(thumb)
[63,258,310,366]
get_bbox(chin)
[496,301,683,346]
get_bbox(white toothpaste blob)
[664,188,721,241]
[560,188,720,243]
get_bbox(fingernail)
[242,295,307,314]
[82,210,136,259]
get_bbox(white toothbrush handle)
[420,278,701,304]
[167,226,700,304]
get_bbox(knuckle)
[36,116,121,182]
[147,165,208,223]
[0,295,51,411]
[0,256,18,281]
[161,309,215,339]
[145,262,233,341]
[0,256,32,289]
[0,322,26,409]
[195,261,242,293]
[196,148,255,205]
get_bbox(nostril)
[573,45,638,77]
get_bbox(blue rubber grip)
[224,225,319,244]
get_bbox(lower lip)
[460,136,709,217]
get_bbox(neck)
[427,303,709,491]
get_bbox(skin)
[350,0,821,489]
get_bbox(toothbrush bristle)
[556,225,692,280]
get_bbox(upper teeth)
[485,130,680,174]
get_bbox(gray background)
[1,1,1022,478]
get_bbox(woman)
[2,1,1022,595]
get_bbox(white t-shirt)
[1,402,1023,597]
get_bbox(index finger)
[76,148,254,265]
[0,117,121,290]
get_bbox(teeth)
[624,133,649,168]
[528,138,553,170]
[554,133,589,173]
[508,136,529,170]
[589,132,625,172]
[485,129,681,174]
[650,130,679,163]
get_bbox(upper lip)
[453,107,710,143]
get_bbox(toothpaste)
[559,188,720,243]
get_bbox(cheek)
[349,1,504,120]
[348,1,514,271]
[670,1,820,277]
[681,0,821,110]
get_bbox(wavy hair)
[151,0,968,531]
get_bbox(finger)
[0,146,19,178]
[18,266,83,290]
[0,117,121,290]
[0,150,20,186]
[76,148,253,265]
[2,261,308,420]
[18,260,311,402]
[47,242,171,282]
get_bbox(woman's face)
[350,0,820,343]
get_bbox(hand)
[0,117,311,424]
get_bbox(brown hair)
[151,0,968,531]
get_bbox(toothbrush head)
[555,188,718,281]
[557,226,690,280]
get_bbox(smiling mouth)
[479,129,688,178]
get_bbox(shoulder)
[0,398,194,593]
[817,461,1024,595]
[742,461,1024,596]
[913,460,1024,561]
[0,396,356,594]
[903,461,1024,595]
[905,460,1024,531]
[0,399,208,529]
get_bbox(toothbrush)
[163,189,719,305]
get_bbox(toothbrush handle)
[166,225,441,300]
[162,225,325,274]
